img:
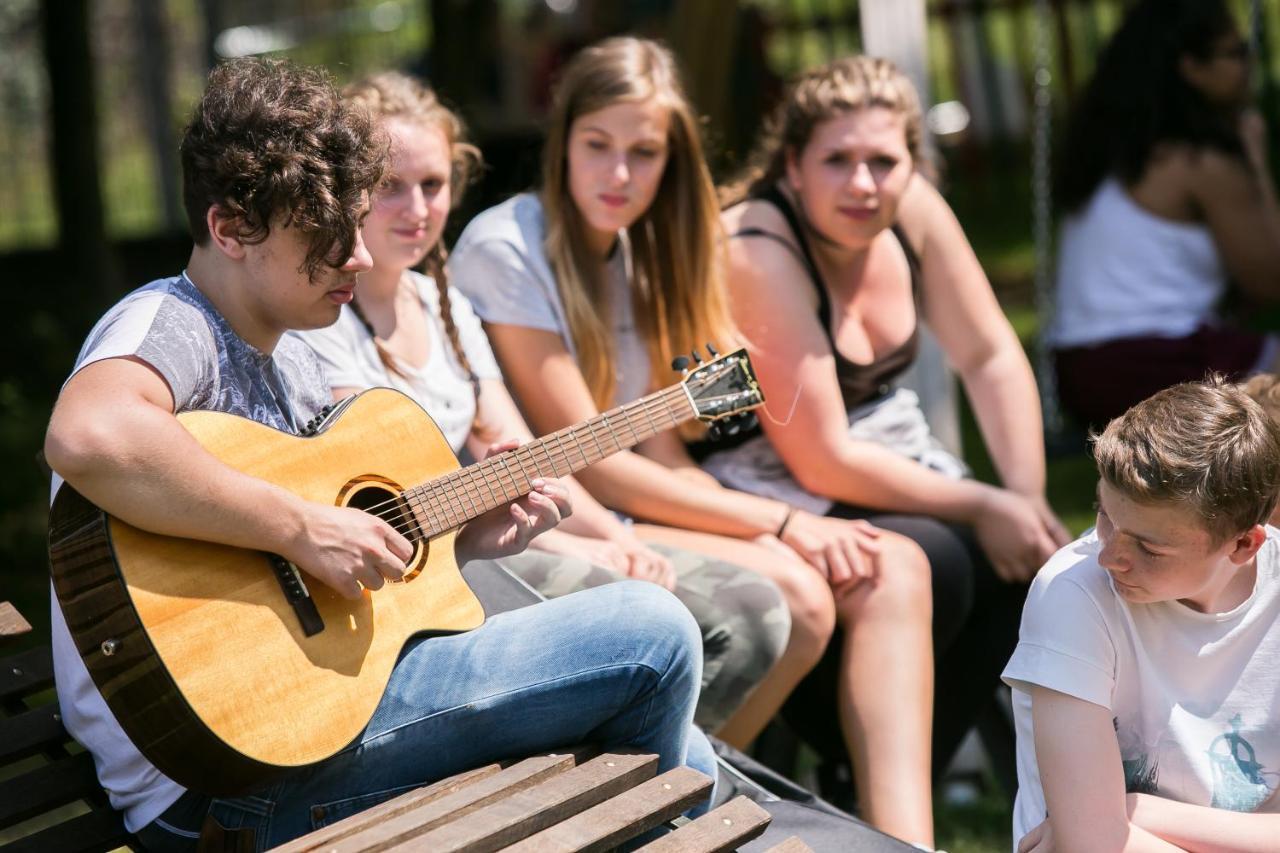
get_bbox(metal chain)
[1249,0,1262,62]
[1032,0,1063,436]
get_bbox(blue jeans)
[137,580,715,851]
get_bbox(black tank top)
[734,184,923,411]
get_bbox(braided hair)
[343,72,486,421]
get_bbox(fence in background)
[2,0,1276,253]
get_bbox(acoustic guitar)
[48,348,762,795]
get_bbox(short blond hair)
[1092,377,1280,542]
[1242,373,1280,424]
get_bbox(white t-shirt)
[1047,178,1227,349]
[291,272,501,455]
[49,274,329,832]
[1002,529,1280,846]
[448,193,653,408]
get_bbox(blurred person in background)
[1050,0,1280,428]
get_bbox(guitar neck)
[405,384,696,538]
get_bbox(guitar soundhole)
[341,479,427,581]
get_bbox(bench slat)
[386,751,658,853]
[0,647,55,704]
[0,603,32,638]
[636,796,772,853]
[504,765,712,853]
[0,806,131,853]
[0,704,69,765]
[0,752,104,828]
[306,753,579,853]
[269,762,503,852]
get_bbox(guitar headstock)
[675,347,765,430]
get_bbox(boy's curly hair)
[180,58,386,279]
[1093,376,1280,542]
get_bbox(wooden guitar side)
[49,389,485,794]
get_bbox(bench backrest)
[1,603,135,853]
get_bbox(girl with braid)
[294,71,789,735]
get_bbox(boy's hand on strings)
[286,503,413,600]
[455,440,573,564]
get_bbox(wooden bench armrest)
[0,602,32,639]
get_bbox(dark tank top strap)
[721,186,922,414]
[735,185,837,332]
[729,227,811,271]
[889,223,924,310]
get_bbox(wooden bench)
[271,747,809,852]
[1,598,813,852]
[0,601,137,853]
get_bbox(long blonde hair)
[541,37,735,410]
[721,55,923,206]
[342,72,483,390]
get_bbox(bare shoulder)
[1182,143,1254,196]
[721,196,794,237]
[721,198,808,277]
[895,174,951,251]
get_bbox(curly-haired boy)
[44,59,712,850]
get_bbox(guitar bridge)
[269,554,325,637]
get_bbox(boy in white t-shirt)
[1003,378,1280,852]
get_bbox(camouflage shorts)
[498,543,790,731]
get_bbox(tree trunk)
[860,0,962,456]
[427,0,497,111]
[198,0,223,72]
[134,0,182,232]
[41,0,119,303]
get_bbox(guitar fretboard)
[402,384,695,539]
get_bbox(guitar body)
[49,389,485,795]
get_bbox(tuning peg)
[707,423,723,441]
[706,343,719,358]
[691,348,704,365]
[671,355,691,373]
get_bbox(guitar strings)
[355,384,734,537]
[286,368,754,567]
[365,383,682,520]
[346,387,689,525]
[336,377,740,542]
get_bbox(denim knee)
[599,580,703,686]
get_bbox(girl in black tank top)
[736,183,924,411]
[707,55,1071,845]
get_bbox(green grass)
[936,784,1018,853]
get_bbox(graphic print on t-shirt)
[1116,717,1160,795]
[1207,714,1279,811]
[1116,713,1280,810]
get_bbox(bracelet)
[775,505,796,539]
